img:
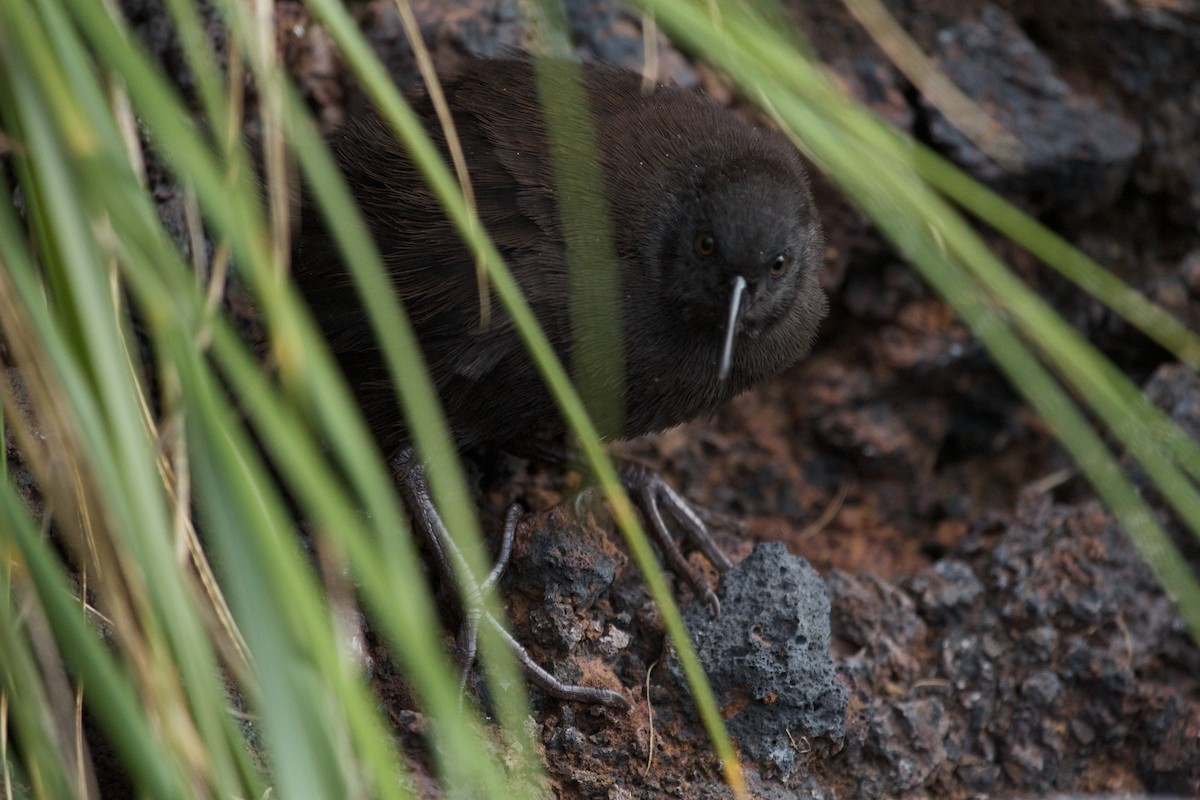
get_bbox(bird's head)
[657,155,826,380]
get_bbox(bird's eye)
[694,232,716,257]
[769,253,789,277]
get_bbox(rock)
[925,5,1141,216]
[674,542,847,776]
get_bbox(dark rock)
[1140,362,1200,445]
[828,570,928,684]
[675,542,847,776]
[924,5,1141,216]
[1011,0,1200,225]
[867,697,949,791]
[529,595,587,651]
[909,559,983,621]
[1019,669,1062,706]
[516,525,618,610]
[362,0,696,92]
[828,484,1199,797]
[547,724,588,754]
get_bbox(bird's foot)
[393,448,630,711]
[616,458,735,617]
[524,442,739,618]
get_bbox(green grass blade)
[47,0,532,788]
[0,563,77,800]
[0,482,190,799]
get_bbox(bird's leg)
[391,448,629,711]
[524,442,739,617]
[451,504,519,703]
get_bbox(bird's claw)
[527,443,738,617]
[618,459,734,617]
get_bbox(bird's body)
[292,58,826,455]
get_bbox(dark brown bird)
[291,57,826,708]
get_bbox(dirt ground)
[102,0,1200,797]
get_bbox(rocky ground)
[63,0,1200,796]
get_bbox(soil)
[24,0,1200,797]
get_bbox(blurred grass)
[0,1,1198,800]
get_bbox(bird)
[291,56,826,708]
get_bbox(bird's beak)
[718,274,748,381]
